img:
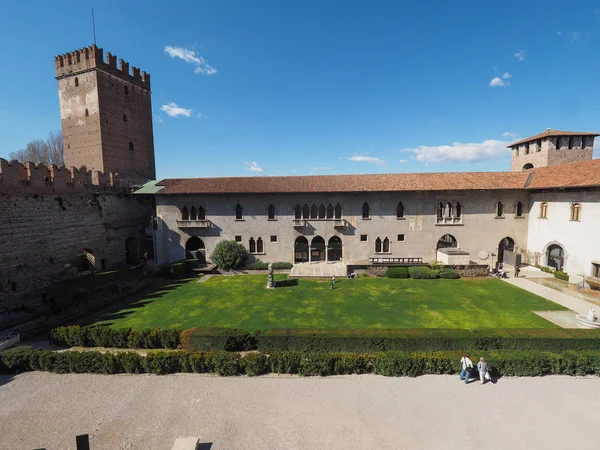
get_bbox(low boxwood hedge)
[180,327,256,352]
[439,268,460,279]
[386,267,410,278]
[243,261,293,270]
[408,266,440,279]
[554,271,569,282]
[3,347,600,378]
[50,326,181,349]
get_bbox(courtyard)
[85,275,565,330]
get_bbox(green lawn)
[85,275,566,330]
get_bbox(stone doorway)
[185,237,206,264]
[328,236,342,261]
[294,236,309,263]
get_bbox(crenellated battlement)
[0,158,124,194]
[54,44,150,90]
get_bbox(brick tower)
[55,45,156,184]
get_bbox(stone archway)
[436,234,457,249]
[547,244,565,271]
[328,236,342,261]
[294,236,309,263]
[311,236,326,262]
[498,237,515,264]
[185,237,206,264]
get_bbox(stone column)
[308,246,312,263]
[325,246,329,262]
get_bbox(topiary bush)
[554,271,569,282]
[386,267,410,278]
[210,240,248,270]
[50,326,181,349]
[408,266,440,279]
[439,268,460,279]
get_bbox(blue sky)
[1,0,599,179]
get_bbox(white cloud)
[161,102,192,118]
[399,159,408,163]
[567,31,585,45]
[310,167,331,174]
[490,72,511,87]
[502,131,520,140]
[346,155,385,165]
[164,45,217,75]
[400,139,511,164]
[514,50,526,61]
[245,161,263,173]
[502,72,511,79]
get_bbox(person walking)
[477,357,489,384]
[515,265,520,278]
[459,354,473,384]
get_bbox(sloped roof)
[508,129,599,147]
[525,158,600,190]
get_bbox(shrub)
[50,326,181,349]
[439,268,460,279]
[240,352,268,376]
[535,264,554,274]
[554,271,569,282]
[210,351,241,376]
[367,266,388,277]
[408,266,439,279]
[386,267,409,278]
[272,262,293,270]
[210,240,248,270]
[180,328,256,352]
[243,261,269,270]
[267,351,302,374]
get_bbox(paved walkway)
[502,267,596,315]
[2,372,600,450]
[290,261,347,278]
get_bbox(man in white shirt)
[459,353,474,384]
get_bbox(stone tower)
[508,128,598,172]
[55,45,156,184]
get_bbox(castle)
[1,44,600,328]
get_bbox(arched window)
[382,237,390,253]
[268,204,276,220]
[310,204,318,219]
[295,204,302,220]
[129,141,134,151]
[375,237,382,253]
[181,206,189,220]
[446,203,453,218]
[496,201,504,218]
[397,202,404,219]
[555,137,561,150]
[302,204,309,219]
[437,202,444,222]
[85,109,89,117]
[257,237,264,253]
[455,202,462,219]
[190,206,197,220]
[536,140,542,152]
[523,163,534,170]
[335,203,342,219]
[198,206,206,221]
[318,204,326,219]
[75,77,79,87]
[362,203,370,219]
[540,202,548,219]
[236,204,243,220]
[326,204,334,219]
[249,237,256,253]
[515,201,524,217]
[436,234,457,249]
[570,202,581,221]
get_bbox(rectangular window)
[235,235,242,243]
[397,234,405,242]
[360,234,368,242]
[270,235,277,243]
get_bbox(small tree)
[210,240,248,270]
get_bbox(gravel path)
[1,373,600,449]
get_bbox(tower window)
[540,202,548,219]
[570,203,581,221]
[537,140,542,152]
[75,77,79,87]
[85,109,89,117]
[124,86,129,95]
[123,115,128,122]
[129,142,134,151]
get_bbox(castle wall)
[0,160,153,322]
[155,190,530,268]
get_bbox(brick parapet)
[0,158,124,194]
[54,45,150,91]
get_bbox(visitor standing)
[330,275,336,289]
[477,357,489,384]
[515,265,520,278]
[459,354,473,384]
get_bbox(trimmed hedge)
[179,327,600,353]
[50,326,181,349]
[554,271,569,282]
[4,347,600,378]
[439,268,460,279]
[386,267,410,278]
[243,261,293,270]
[408,266,439,279]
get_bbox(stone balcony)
[176,219,210,229]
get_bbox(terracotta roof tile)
[525,158,600,190]
[156,171,530,194]
[508,129,599,147]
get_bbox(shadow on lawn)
[274,278,298,288]
[77,277,193,327]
